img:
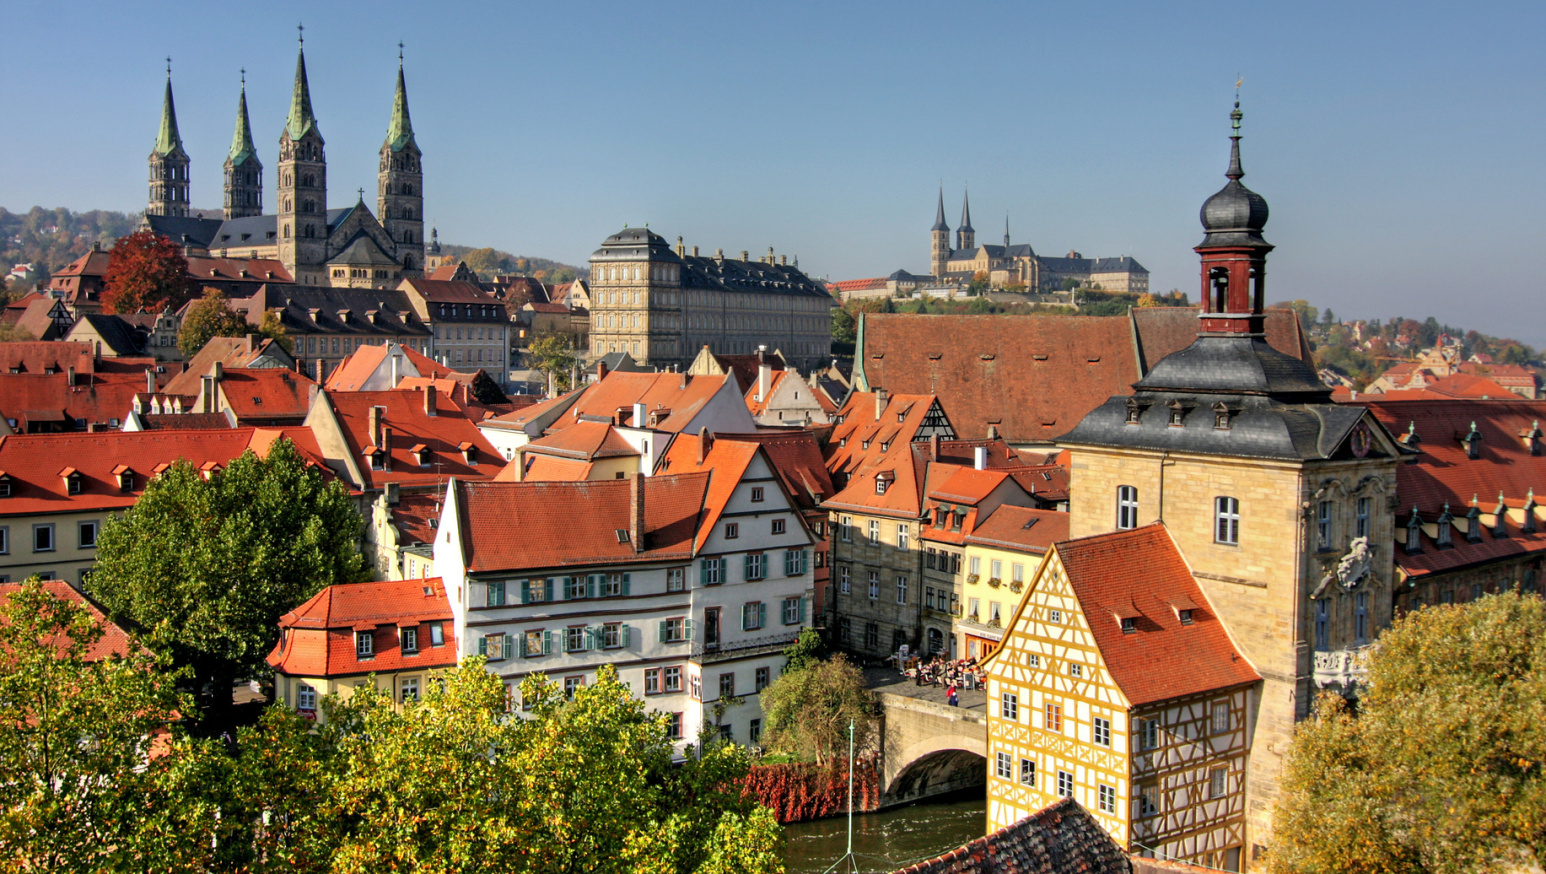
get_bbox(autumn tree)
[90,438,366,733]
[257,308,294,352]
[0,578,186,871]
[177,287,251,356]
[526,332,578,392]
[102,230,190,314]
[1272,592,1546,873]
[760,650,877,764]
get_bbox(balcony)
[692,630,803,665]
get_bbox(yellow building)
[984,525,1260,869]
[267,577,457,723]
[953,505,1068,661]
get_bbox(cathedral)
[141,35,425,288]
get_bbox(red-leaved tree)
[102,231,190,315]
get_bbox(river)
[782,790,987,874]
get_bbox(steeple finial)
[1227,79,1245,181]
[154,62,184,157]
[358,187,365,203]
[932,186,948,232]
[385,45,415,152]
[286,27,319,141]
[298,22,304,46]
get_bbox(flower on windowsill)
[987,577,1002,588]
[966,574,980,585]
[1009,580,1024,593]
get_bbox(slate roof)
[267,577,456,679]
[590,228,831,300]
[243,284,430,338]
[76,314,147,356]
[890,797,1128,874]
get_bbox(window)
[895,575,908,604]
[1317,501,1333,550]
[1098,784,1116,814]
[1045,702,1063,732]
[430,623,444,646]
[744,553,766,581]
[868,520,880,542]
[751,486,764,503]
[742,602,767,631]
[1020,758,1036,786]
[0,526,7,555]
[1355,592,1369,643]
[1137,717,1159,751]
[603,622,624,649]
[896,524,909,550]
[867,571,879,600]
[996,752,1013,780]
[297,683,317,711]
[875,478,888,495]
[750,718,762,743]
[724,522,739,539]
[1027,653,1040,668]
[33,524,54,553]
[839,565,851,594]
[990,603,1002,626]
[864,622,879,648]
[602,573,628,597]
[668,567,686,592]
[1314,599,1329,650]
[784,548,807,576]
[1001,693,1018,721]
[1215,496,1240,545]
[660,618,689,643]
[1116,485,1139,530]
[1121,617,1136,634]
[645,669,661,695]
[689,674,702,701]
[841,516,852,542]
[78,521,98,549]
[701,557,724,586]
[968,597,980,619]
[1048,609,1061,624]
[1057,770,1074,798]
[1212,702,1230,734]
[755,666,771,692]
[401,676,420,703]
[1356,496,1372,540]
[771,518,786,535]
[564,576,586,600]
[564,676,585,699]
[402,627,419,654]
[969,555,981,577]
[1094,716,1111,747]
[1069,663,1083,678]
[523,629,547,657]
[1139,784,1160,818]
[486,581,505,607]
[1209,767,1227,799]
[925,586,936,610]
[782,596,804,625]
[356,630,374,658]
[1012,562,1024,583]
[990,559,1002,581]
[663,666,683,692]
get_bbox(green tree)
[527,332,578,391]
[782,627,827,673]
[257,309,294,353]
[177,287,251,356]
[102,230,190,314]
[0,578,186,871]
[760,653,877,764]
[90,439,366,733]
[830,307,857,344]
[1272,593,1546,873]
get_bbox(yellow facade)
[275,668,444,724]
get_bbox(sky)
[4,1,1544,343]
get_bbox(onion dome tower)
[1196,96,1273,336]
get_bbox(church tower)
[378,48,424,276]
[223,73,264,220]
[278,31,328,285]
[956,189,975,251]
[147,64,190,218]
[930,187,950,277]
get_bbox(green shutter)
[562,576,574,599]
[744,554,755,580]
[544,578,555,601]
[519,580,530,605]
[621,573,631,596]
[587,575,599,599]
[659,620,669,643]
[502,634,514,660]
[758,603,767,629]
[802,549,810,575]
[700,558,711,585]
[685,619,695,642]
[477,636,487,656]
[798,597,807,624]
[585,627,596,651]
[620,624,630,648]
[740,605,750,632]
[542,630,553,654]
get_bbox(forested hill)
[435,244,588,283]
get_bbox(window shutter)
[477,636,488,656]
[621,573,631,596]
[659,620,669,643]
[561,576,574,599]
[587,574,598,599]
[759,603,767,629]
[744,554,755,580]
[685,619,695,642]
[741,605,751,632]
[798,597,807,624]
[520,579,530,605]
[502,634,514,660]
[802,549,810,575]
[542,630,553,654]
[700,558,711,583]
[620,624,631,648]
[584,627,594,650]
[544,578,555,601]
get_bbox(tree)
[177,288,252,357]
[89,439,366,733]
[967,271,990,296]
[0,578,186,871]
[527,332,578,391]
[830,307,857,345]
[257,309,294,353]
[760,652,877,764]
[782,627,827,673]
[102,230,190,314]
[1272,593,1546,873]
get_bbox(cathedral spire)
[385,45,416,152]
[959,188,974,233]
[286,29,320,141]
[1004,215,1010,248]
[932,186,949,232]
[228,72,256,165]
[154,61,184,157]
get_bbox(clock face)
[1351,421,1373,458]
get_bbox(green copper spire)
[285,28,319,141]
[385,46,415,153]
[154,61,185,157]
[228,72,258,166]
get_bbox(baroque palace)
[141,33,426,288]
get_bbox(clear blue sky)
[5,1,1544,343]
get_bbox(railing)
[692,630,803,664]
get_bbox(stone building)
[142,38,426,288]
[587,229,833,370]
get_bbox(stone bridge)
[868,670,989,808]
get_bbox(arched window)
[1116,486,1138,530]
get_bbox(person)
[947,683,959,707]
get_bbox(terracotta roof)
[323,341,455,392]
[490,371,741,436]
[320,388,501,490]
[428,264,463,281]
[267,577,456,678]
[824,392,951,519]
[658,434,771,551]
[525,420,638,460]
[0,370,149,431]
[929,467,1013,504]
[0,342,96,375]
[965,506,1069,554]
[0,427,336,516]
[388,493,442,546]
[1002,524,1260,707]
[401,278,498,306]
[0,580,133,662]
[858,308,1309,443]
[453,473,710,573]
[519,454,594,481]
[524,301,570,314]
[704,430,834,511]
[163,337,285,396]
[828,277,889,293]
[51,249,112,280]
[185,256,292,283]
[890,797,1128,874]
[137,412,234,431]
[217,368,316,421]
[710,350,786,395]
[1377,373,1515,399]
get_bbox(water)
[781,790,987,874]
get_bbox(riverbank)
[781,788,987,874]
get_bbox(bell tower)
[1196,97,1273,336]
[278,27,328,285]
[379,45,425,277]
[223,72,264,220]
[147,61,190,218]
[929,187,950,277]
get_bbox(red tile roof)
[0,342,97,375]
[453,473,710,572]
[217,368,317,422]
[0,370,150,431]
[828,277,888,293]
[50,250,112,280]
[401,278,496,305]
[966,506,1069,554]
[824,392,950,519]
[518,454,594,481]
[185,256,293,284]
[701,430,835,511]
[319,388,500,490]
[708,350,786,395]
[0,580,133,661]
[658,434,767,551]
[890,797,1128,874]
[1007,524,1260,707]
[488,371,740,436]
[267,577,456,678]
[163,336,289,396]
[525,420,639,460]
[324,342,456,392]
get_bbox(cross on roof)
[297,23,304,46]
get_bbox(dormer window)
[1436,504,1454,547]
[367,449,385,471]
[1524,491,1538,534]
[411,444,432,468]
[60,468,81,495]
[875,472,893,495]
[1167,400,1188,427]
[1494,495,1510,539]
[1405,508,1423,554]
[1120,617,1136,634]
[200,461,221,481]
[1124,399,1144,425]
[1466,502,1484,543]
[934,507,948,527]
[112,465,134,493]
[459,442,479,466]
[1213,402,1233,431]
[1522,421,1543,456]
[0,474,12,498]
[1461,422,1482,459]
[1179,609,1194,625]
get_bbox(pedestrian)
[947,683,959,707]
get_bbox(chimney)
[145,369,155,394]
[757,358,771,402]
[692,245,699,257]
[931,433,940,461]
[66,366,76,387]
[569,361,579,389]
[423,385,436,417]
[741,250,749,262]
[369,405,383,447]
[974,446,988,471]
[699,426,712,463]
[768,246,775,264]
[780,254,788,266]
[629,472,645,554]
[211,361,223,381]
[875,388,889,419]
[391,353,400,388]
[381,426,393,472]
[315,358,325,382]
[632,401,646,427]
[246,333,258,351]
[987,424,999,440]
[547,370,556,397]
[597,360,609,381]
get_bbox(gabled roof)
[51,250,112,281]
[73,314,147,357]
[965,505,1069,554]
[401,278,496,306]
[1363,398,1546,517]
[703,430,834,511]
[525,419,639,460]
[165,336,291,395]
[711,350,785,395]
[185,257,292,284]
[0,370,150,431]
[491,371,745,437]
[657,434,763,551]
[0,342,96,375]
[1376,373,1515,400]
[891,797,1128,874]
[452,473,711,572]
[323,341,454,392]
[318,388,500,490]
[998,524,1259,707]
[0,580,133,662]
[216,368,316,421]
[267,577,456,678]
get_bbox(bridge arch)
[886,739,988,806]
[875,690,990,807]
